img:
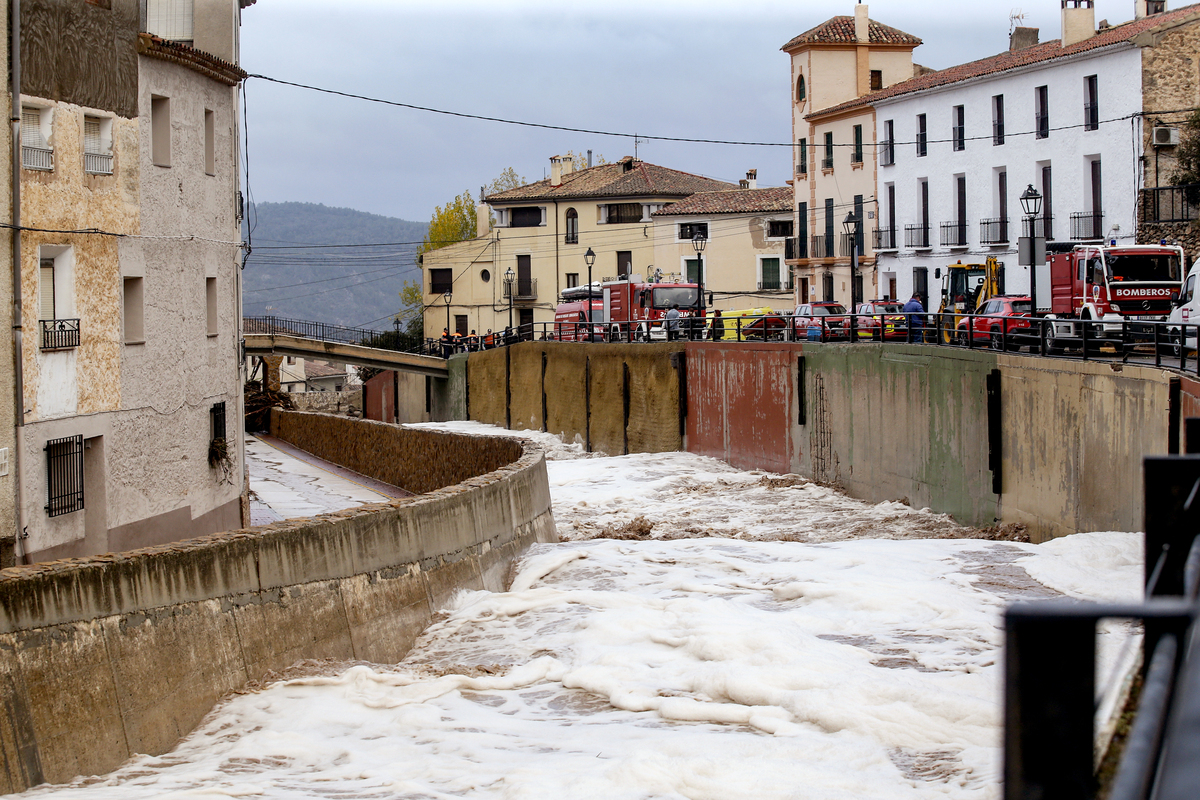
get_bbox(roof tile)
[781,17,921,51]
[652,187,793,216]
[485,159,736,203]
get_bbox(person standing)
[439,327,454,358]
[902,293,926,342]
[665,303,681,342]
[710,308,724,341]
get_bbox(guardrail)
[1004,436,1200,800]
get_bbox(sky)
[239,0,1156,224]
[21,422,1142,798]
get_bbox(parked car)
[956,295,1034,350]
[792,302,850,340]
[854,301,909,340]
[1165,259,1200,354]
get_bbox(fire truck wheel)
[1042,323,1063,356]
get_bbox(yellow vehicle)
[936,256,1005,343]
[705,307,788,341]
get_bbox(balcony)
[993,121,1005,146]
[1021,215,1055,240]
[940,221,968,248]
[1035,112,1049,140]
[1071,211,1105,240]
[41,318,80,350]
[1084,103,1099,131]
[839,232,864,258]
[1142,185,1200,224]
[874,227,897,250]
[22,145,53,171]
[904,224,931,249]
[810,234,834,259]
[980,217,1010,245]
[757,278,792,291]
[821,155,834,170]
[84,151,113,175]
[952,125,965,151]
[503,277,537,301]
[881,141,895,166]
[785,236,807,260]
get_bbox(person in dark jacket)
[439,328,454,358]
[902,294,926,341]
[710,308,725,341]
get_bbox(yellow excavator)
[936,256,1005,343]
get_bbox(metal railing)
[1071,211,1105,240]
[40,318,80,350]
[1143,185,1200,224]
[44,435,84,517]
[881,140,895,166]
[994,120,1005,145]
[952,125,965,151]
[810,234,833,259]
[874,227,897,250]
[905,224,931,249]
[839,232,863,257]
[1084,102,1099,131]
[503,278,537,300]
[821,155,834,170]
[785,236,807,260]
[1035,112,1049,139]
[84,151,113,175]
[980,217,1010,244]
[22,145,53,171]
[940,220,968,247]
[1021,215,1054,240]
[757,278,791,291]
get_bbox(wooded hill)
[241,202,427,329]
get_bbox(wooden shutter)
[39,259,55,320]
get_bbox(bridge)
[244,316,448,378]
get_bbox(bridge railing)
[245,316,432,355]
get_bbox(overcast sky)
[239,0,1151,224]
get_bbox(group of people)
[438,327,520,358]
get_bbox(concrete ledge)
[0,414,557,792]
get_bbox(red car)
[793,302,850,340]
[854,301,909,340]
[738,311,791,340]
[956,295,1034,350]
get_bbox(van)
[1166,259,1200,353]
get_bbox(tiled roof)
[781,17,922,51]
[809,4,1200,119]
[305,360,346,379]
[652,187,793,216]
[136,33,248,86]
[485,158,737,203]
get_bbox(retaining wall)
[0,411,556,793]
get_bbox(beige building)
[422,156,735,340]
[11,0,251,563]
[0,7,13,565]
[783,3,922,306]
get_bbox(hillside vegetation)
[242,202,427,329]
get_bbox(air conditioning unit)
[1153,127,1180,147]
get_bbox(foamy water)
[21,424,1143,799]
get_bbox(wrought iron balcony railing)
[980,217,1010,244]
[905,224,931,249]
[503,278,537,301]
[41,318,80,350]
[941,221,969,247]
[1071,211,1105,240]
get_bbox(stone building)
[9,0,252,563]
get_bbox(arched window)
[565,208,578,244]
[796,75,806,103]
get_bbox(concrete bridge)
[244,316,447,378]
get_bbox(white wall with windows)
[874,45,1141,306]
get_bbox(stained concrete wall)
[0,413,556,793]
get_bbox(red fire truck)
[553,284,605,341]
[601,274,706,341]
[1039,243,1184,348]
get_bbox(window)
[151,95,171,167]
[565,208,578,244]
[428,268,452,295]
[566,273,579,288]
[40,253,79,350]
[1041,164,1054,240]
[146,0,194,42]
[916,114,927,157]
[21,107,53,171]
[1035,86,1049,139]
[510,206,543,227]
[870,70,883,91]
[759,257,783,291]
[796,74,806,103]
[852,125,863,164]
[823,132,834,170]
[797,138,807,175]
[993,94,1005,145]
[123,277,144,343]
[607,203,643,224]
[206,276,217,336]
[45,435,84,517]
[617,251,632,278]
[1084,75,1099,131]
[678,222,708,241]
[685,258,702,284]
[768,220,793,238]
[882,120,895,165]
[82,116,112,175]
[204,109,215,175]
[952,105,965,151]
[455,315,468,336]
[39,258,56,323]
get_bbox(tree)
[418,191,477,255]
[563,149,607,168]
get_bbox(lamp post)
[1019,184,1044,309]
[503,267,515,341]
[691,232,707,341]
[584,247,597,342]
[843,211,861,308]
[443,287,453,335]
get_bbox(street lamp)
[504,266,515,335]
[584,247,597,342]
[691,232,707,340]
[843,211,860,308]
[1019,184,1044,309]
[443,288,453,335]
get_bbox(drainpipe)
[10,0,26,562]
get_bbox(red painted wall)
[364,371,395,423]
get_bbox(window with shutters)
[607,203,644,224]
[83,116,113,175]
[146,0,194,43]
[21,107,53,171]
[40,253,80,350]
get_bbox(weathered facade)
[12,0,252,563]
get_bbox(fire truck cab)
[602,274,705,341]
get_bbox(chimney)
[1061,0,1096,47]
[550,155,563,187]
[1135,0,1167,19]
[1009,27,1039,51]
[562,154,574,176]
[477,202,490,238]
[746,169,758,190]
[855,2,869,43]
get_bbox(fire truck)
[553,284,605,341]
[1038,242,1184,349]
[600,273,705,341]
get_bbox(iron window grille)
[809,234,833,259]
[41,318,80,350]
[904,224,931,249]
[678,223,708,241]
[768,220,793,238]
[1071,211,1104,240]
[980,217,1010,244]
[23,146,53,171]
[211,401,227,442]
[1035,113,1050,140]
[1021,215,1054,239]
[785,236,807,260]
[821,154,834,170]
[1084,103,1099,131]
[952,124,965,151]
[1142,185,1200,223]
[940,221,969,247]
[874,227,897,250]
[881,138,895,166]
[45,435,84,517]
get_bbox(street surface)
[20,425,1142,799]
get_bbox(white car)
[1166,259,1200,353]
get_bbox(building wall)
[874,46,1143,305]
[1137,12,1200,192]
[0,7,14,566]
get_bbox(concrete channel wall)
[0,411,557,793]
